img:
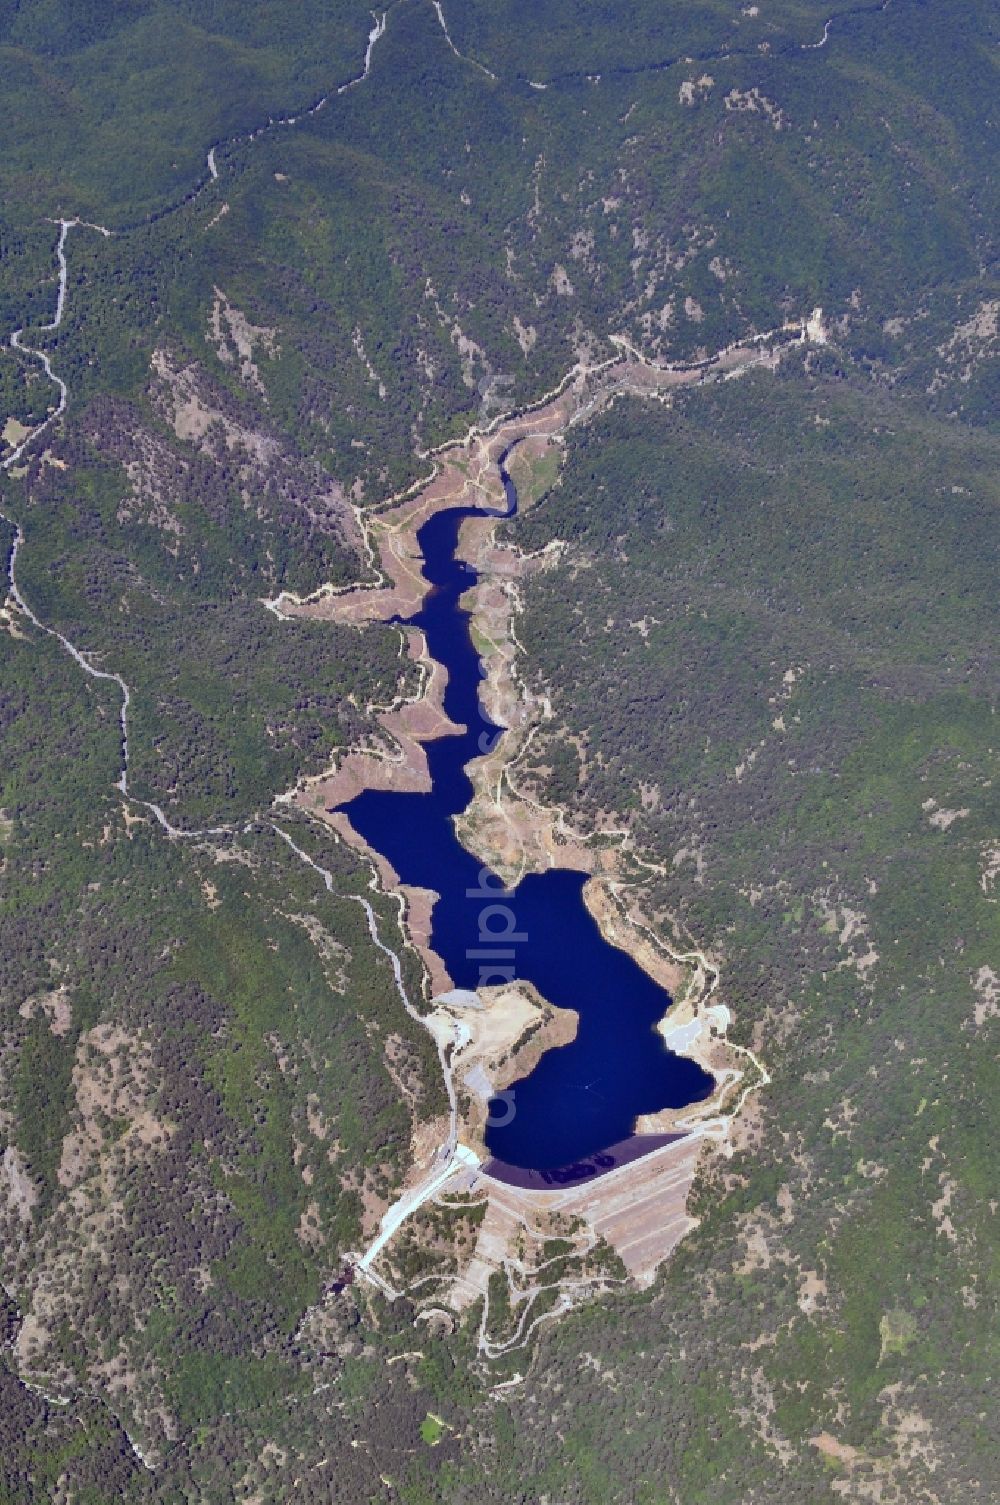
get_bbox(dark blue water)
[337,460,713,1170]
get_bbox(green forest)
[0,0,996,1500]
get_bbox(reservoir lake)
[336,458,713,1172]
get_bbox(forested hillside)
[0,0,995,1499]
[500,362,998,1500]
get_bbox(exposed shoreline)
[270,324,805,1150]
[262,321,818,1310]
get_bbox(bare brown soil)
[282,332,794,1300]
[432,980,578,1151]
[281,336,773,1110]
[449,1132,707,1307]
[399,884,452,997]
[583,884,687,996]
